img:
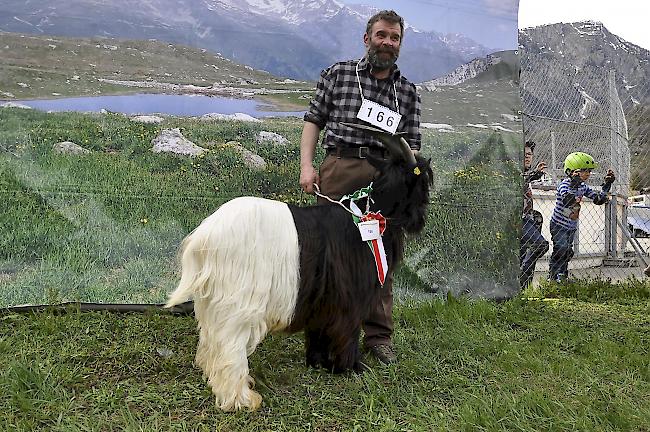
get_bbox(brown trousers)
[317,154,394,348]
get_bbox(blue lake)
[13,93,306,117]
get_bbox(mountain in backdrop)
[0,0,492,83]
[519,21,650,188]
[415,50,521,131]
[418,50,519,90]
[519,21,649,114]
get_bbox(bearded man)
[299,10,421,365]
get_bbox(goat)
[165,124,433,411]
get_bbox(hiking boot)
[367,344,397,364]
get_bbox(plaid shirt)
[304,57,421,151]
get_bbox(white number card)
[356,99,401,135]
[358,219,381,241]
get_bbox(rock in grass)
[131,115,164,124]
[200,112,261,123]
[53,141,91,155]
[256,131,289,146]
[221,141,267,171]
[151,128,205,157]
[1,102,31,109]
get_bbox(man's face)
[524,147,533,170]
[364,19,402,70]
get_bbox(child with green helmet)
[549,151,616,282]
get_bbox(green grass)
[1,282,648,431]
[0,107,523,306]
[0,32,314,100]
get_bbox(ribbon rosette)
[360,212,388,286]
[360,212,386,234]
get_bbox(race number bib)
[356,99,401,134]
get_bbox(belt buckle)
[358,146,369,159]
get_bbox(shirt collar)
[358,56,401,81]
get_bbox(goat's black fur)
[287,154,433,372]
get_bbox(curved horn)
[340,122,417,165]
[398,137,417,166]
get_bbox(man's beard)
[367,45,399,70]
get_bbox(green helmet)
[564,152,598,173]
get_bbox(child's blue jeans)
[549,221,576,280]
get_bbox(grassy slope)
[419,78,521,129]
[0,31,314,100]
[0,281,648,431]
[0,107,524,305]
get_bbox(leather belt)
[326,146,387,159]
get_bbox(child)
[549,152,616,282]
[520,141,549,289]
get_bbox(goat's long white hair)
[166,197,299,411]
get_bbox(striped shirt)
[304,57,421,151]
[551,178,608,229]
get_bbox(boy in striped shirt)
[549,152,615,282]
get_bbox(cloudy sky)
[338,0,519,50]
[519,0,650,50]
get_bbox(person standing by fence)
[549,152,616,282]
[520,141,549,289]
[298,10,421,364]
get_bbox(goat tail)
[164,197,300,329]
[165,230,208,308]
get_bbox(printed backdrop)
[0,0,522,307]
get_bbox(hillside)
[0,0,492,82]
[519,21,650,189]
[417,50,521,130]
[519,21,649,109]
[0,31,313,100]
[419,50,519,90]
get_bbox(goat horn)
[340,122,417,166]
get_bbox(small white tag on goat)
[358,219,380,241]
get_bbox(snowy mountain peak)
[210,0,345,24]
[0,0,491,82]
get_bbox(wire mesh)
[520,40,650,284]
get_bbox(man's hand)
[528,161,547,182]
[603,169,616,185]
[300,164,319,194]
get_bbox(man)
[299,10,421,364]
[520,141,549,289]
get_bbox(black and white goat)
[165,124,433,411]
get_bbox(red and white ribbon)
[360,212,388,286]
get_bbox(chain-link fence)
[520,48,650,284]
